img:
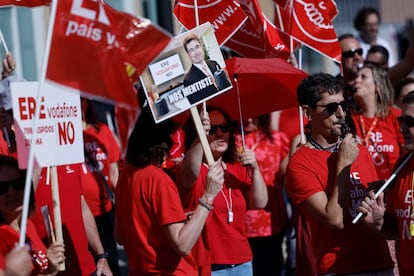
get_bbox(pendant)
[228,211,234,223]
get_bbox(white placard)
[11,81,84,168]
[149,54,185,86]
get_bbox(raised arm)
[301,134,359,229]
[164,160,223,255]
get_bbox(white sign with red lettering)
[11,81,84,168]
[149,54,185,86]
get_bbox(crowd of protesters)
[2,5,414,276]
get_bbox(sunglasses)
[342,48,363,59]
[0,177,25,195]
[398,115,414,128]
[315,101,348,115]
[210,123,230,135]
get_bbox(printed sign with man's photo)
[140,22,232,123]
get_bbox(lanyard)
[359,115,378,146]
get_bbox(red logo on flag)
[275,0,341,62]
[225,0,291,59]
[0,0,50,7]
[173,0,247,45]
[46,0,171,107]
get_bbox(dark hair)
[353,7,381,31]
[366,45,389,66]
[183,105,237,163]
[126,106,173,168]
[402,90,414,105]
[395,77,414,102]
[297,73,344,108]
[0,155,35,220]
[183,33,201,53]
[257,114,273,143]
[338,33,357,42]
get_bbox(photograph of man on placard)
[140,23,232,123]
[182,32,231,105]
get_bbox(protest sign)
[11,81,83,168]
[140,22,232,123]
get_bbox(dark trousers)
[94,208,121,276]
[248,232,285,276]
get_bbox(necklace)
[203,162,233,223]
[309,137,339,152]
[222,164,233,223]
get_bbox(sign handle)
[190,107,214,165]
[50,166,65,271]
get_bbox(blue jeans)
[212,261,253,276]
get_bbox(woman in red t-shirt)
[0,155,65,275]
[235,114,290,276]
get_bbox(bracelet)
[199,197,214,211]
[95,252,109,260]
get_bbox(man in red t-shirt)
[359,91,414,276]
[286,73,394,275]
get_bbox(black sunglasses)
[342,48,363,59]
[0,177,25,195]
[210,123,230,135]
[315,101,348,115]
[398,115,414,128]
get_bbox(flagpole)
[352,153,413,224]
[19,0,59,247]
[0,29,10,53]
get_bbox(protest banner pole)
[190,107,214,166]
[0,29,10,53]
[19,0,59,247]
[352,153,413,224]
[50,166,65,271]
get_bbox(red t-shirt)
[32,164,96,276]
[83,123,120,216]
[386,155,414,276]
[279,107,309,142]
[0,129,17,158]
[115,164,197,276]
[236,130,290,237]
[178,162,253,266]
[0,220,46,274]
[352,111,404,180]
[286,145,394,274]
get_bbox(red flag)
[0,0,50,6]
[274,0,341,62]
[173,0,247,45]
[225,0,291,59]
[46,0,171,107]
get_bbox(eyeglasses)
[210,123,230,135]
[398,115,414,128]
[0,177,25,195]
[342,48,363,59]
[315,101,348,115]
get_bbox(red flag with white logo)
[173,0,247,45]
[225,0,291,59]
[274,0,341,62]
[0,0,50,6]
[46,0,171,107]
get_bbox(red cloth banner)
[274,0,341,63]
[173,0,247,45]
[46,0,171,107]
[0,0,50,6]
[225,0,291,59]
